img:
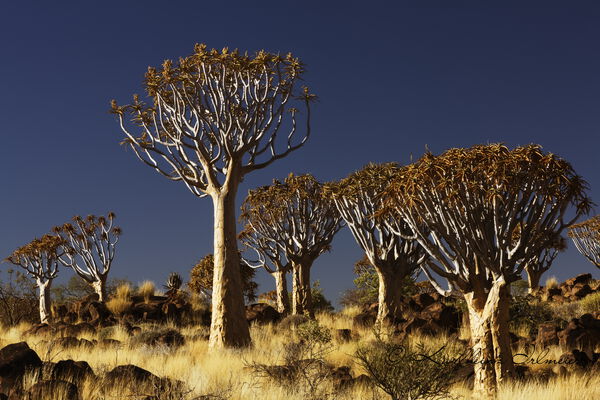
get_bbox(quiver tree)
[239,226,291,315]
[111,44,314,348]
[383,144,591,397]
[241,174,343,318]
[569,215,600,269]
[524,236,567,293]
[189,253,258,304]
[326,163,427,325]
[5,235,64,324]
[53,213,121,302]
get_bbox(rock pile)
[533,273,599,303]
[0,342,187,399]
[352,292,462,336]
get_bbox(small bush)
[138,281,156,303]
[106,283,133,316]
[97,326,115,341]
[354,335,461,400]
[115,283,132,299]
[278,314,309,331]
[250,320,334,399]
[130,327,185,348]
[311,281,335,313]
[510,296,554,336]
[579,291,600,314]
[545,276,559,289]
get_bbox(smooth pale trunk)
[92,275,107,302]
[272,269,290,315]
[490,281,515,383]
[375,267,406,325]
[464,291,497,399]
[37,279,52,324]
[526,269,543,293]
[292,261,313,318]
[208,188,251,348]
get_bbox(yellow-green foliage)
[579,291,600,314]
[137,280,155,303]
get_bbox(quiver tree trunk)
[92,276,107,302]
[526,270,543,293]
[490,280,515,383]
[209,187,251,348]
[37,280,52,324]
[292,261,313,318]
[464,291,497,399]
[272,269,290,315]
[375,267,406,325]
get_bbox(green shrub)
[311,281,334,313]
[509,296,554,336]
[579,291,600,314]
[355,335,461,400]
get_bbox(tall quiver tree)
[524,236,566,293]
[53,213,121,302]
[384,144,591,397]
[111,44,314,348]
[569,215,600,269]
[5,235,63,324]
[327,163,427,325]
[241,174,343,318]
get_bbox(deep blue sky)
[1,2,599,306]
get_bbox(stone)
[565,274,592,287]
[558,349,591,368]
[0,342,42,394]
[103,364,159,386]
[26,380,79,400]
[330,366,353,389]
[246,303,281,324]
[352,312,375,328]
[50,359,94,384]
[536,323,560,347]
[571,284,592,299]
[334,329,352,342]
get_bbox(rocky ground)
[0,275,598,399]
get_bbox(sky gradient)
[1,2,599,306]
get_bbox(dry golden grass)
[0,311,598,400]
[545,276,559,289]
[105,282,133,316]
[138,280,156,303]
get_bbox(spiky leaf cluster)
[165,272,183,291]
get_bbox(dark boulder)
[536,323,560,348]
[558,349,592,368]
[246,303,281,324]
[0,342,42,394]
[334,329,353,342]
[50,359,94,384]
[26,380,79,400]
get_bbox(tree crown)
[111,44,316,197]
[240,173,343,263]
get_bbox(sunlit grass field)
[1,304,598,400]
